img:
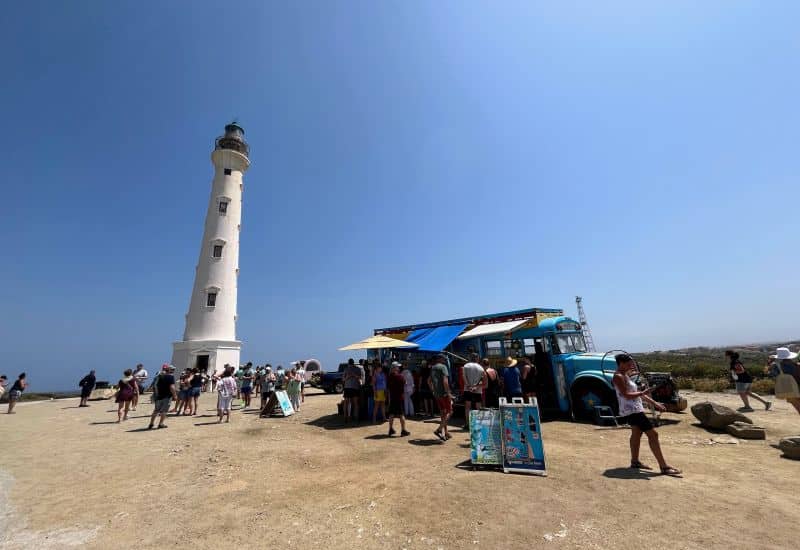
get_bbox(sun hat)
[506,357,518,368]
[776,347,798,361]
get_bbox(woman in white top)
[613,354,681,476]
[216,366,238,424]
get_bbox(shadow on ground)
[407,438,445,447]
[602,467,657,480]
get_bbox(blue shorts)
[178,390,189,400]
[241,386,252,395]
[190,387,201,397]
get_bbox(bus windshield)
[553,333,587,354]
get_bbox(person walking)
[297,361,307,404]
[501,357,523,400]
[417,360,434,416]
[372,363,387,424]
[430,355,453,441]
[387,362,410,437]
[115,369,138,422]
[188,368,205,415]
[148,365,177,429]
[217,366,238,423]
[287,368,302,412]
[343,358,364,423]
[461,354,486,428]
[725,350,770,411]
[483,358,501,408]
[613,354,681,476]
[0,375,7,402]
[771,347,800,415]
[240,365,254,409]
[78,370,96,407]
[6,373,27,414]
[131,364,148,411]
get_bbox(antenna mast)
[575,296,596,352]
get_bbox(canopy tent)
[405,323,468,352]
[457,318,530,340]
[338,335,419,351]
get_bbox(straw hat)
[776,347,798,360]
[506,357,518,368]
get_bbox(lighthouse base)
[171,339,241,377]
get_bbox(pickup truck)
[319,363,347,394]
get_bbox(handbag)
[775,363,800,399]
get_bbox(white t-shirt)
[134,369,148,382]
[462,362,484,393]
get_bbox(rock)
[690,401,753,429]
[725,421,766,440]
[778,437,800,460]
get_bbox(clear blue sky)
[2,2,798,390]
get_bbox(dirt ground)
[1,388,798,550]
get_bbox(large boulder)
[778,437,800,460]
[725,421,766,440]
[691,401,753,429]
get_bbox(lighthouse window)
[206,292,217,307]
[212,244,223,258]
[218,201,228,214]
[224,168,232,175]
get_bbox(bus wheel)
[571,382,616,422]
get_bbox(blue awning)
[405,323,468,352]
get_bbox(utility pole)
[575,296,596,352]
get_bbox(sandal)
[660,466,682,476]
[630,460,653,470]
[433,430,446,441]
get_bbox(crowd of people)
[2,347,798,449]
[61,361,310,428]
[338,353,541,440]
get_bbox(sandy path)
[0,389,798,549]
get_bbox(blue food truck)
[373,307,683,419]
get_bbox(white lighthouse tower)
[171,123,250,375]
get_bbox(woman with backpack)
[725,350,771,412]
[115,369,138,422]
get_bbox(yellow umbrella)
[338,335,418,351]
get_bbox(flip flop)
[433,430,446,441]
[660,466,681,476]
[630,461,653,470]
[157,424,168,429]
